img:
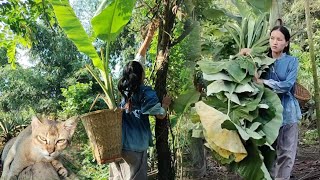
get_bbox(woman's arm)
[263,58,299,93]
[135,19,159,63]
[155,95,171,120]
[140,87,171,119]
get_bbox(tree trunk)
[304,0,320,151]
[269,0,284,28]
[154,0,176,179]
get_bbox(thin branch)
[170,19,194,47]
[42,0,55,34]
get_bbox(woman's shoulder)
[140,85,156,95]
[283,54,298,61]
[140,85,153,91]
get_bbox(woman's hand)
[253,71,263,84]
[239,48,252,56]
[162,95,171,109]
[156,95,171,120]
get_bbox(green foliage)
[0,110,32,144]
[60,82,95,116]
[196,54,282,179]
[301,129,319,145]
[0,65,56,113]
[291,43,320,94]
[0,0,54,67]
[172,90,200,115]
[67,144,109,179]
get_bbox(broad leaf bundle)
[195,14,283,180]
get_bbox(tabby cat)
[1,116,78,180]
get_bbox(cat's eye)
[38,136,47,143]
[57,139,66,144]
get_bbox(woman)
[109,20,171,180]
[242,25,301,180]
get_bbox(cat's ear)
[63,116,79,136]
[31,116,42,131]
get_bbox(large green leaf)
[230,0,251,17]
[172,89,201,114]
[234,83,255,93]
[198,60,247,83]
[203,72,233,81]
[202,8,225,20]
[206,80,236,96]
[231,141,272,180]
[50,0,103,70]
[197,60,228,74]
[226,61,247,83]
[259,88,283,145]
[91,0,136,42]
[245,0,272,14]
[203,96,228,113]
[238,84,264,112]
[237,55,256,76]
[224,92,241,105]
[202,7,241,22]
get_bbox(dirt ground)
[201,142,320,180]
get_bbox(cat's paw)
[57,167,68,178]
[7,175,18,180]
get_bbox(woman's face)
[269,30,288,54]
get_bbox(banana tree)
[50,0,136,109]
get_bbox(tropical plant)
[224,13,269,55]
[50,0,137,109]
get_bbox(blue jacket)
[263,53,302,125]
[120,85,165,152]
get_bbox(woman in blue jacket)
[109,20,171,180]
[252,25,301,180]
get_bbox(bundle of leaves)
[192,14,283,179]
[195,54,282,179]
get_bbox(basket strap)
[89,94,101,112]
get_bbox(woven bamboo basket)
[294,82,311,107]
[81,109,122,164]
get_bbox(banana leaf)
[50,0,103,70]
[91,0,136,42]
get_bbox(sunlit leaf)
[195,101,247,162]
[50,0,103,70]
[91,0,136,42]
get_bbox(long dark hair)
[267,19,291,57]
[118,61,144,110]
